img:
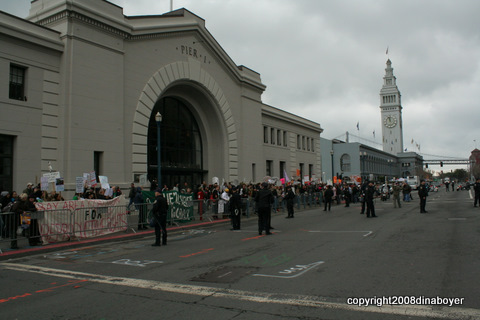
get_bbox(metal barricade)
[72,205,129,239]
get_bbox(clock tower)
[380,59,404,154]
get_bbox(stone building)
[0,0,322,195]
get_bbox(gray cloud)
[3,0,479,173]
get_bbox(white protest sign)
[43,171,60,183]
[41,176,49,191]
[76,177,84,194]
[99,176,110,190]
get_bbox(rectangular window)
[299,163,304,179]
[283,131,287,147]
[297,135,301,149]
[277,130,281,146]
[9,64,26,101]
[271,128,275,145]
[309,164,313,179]
[280,161,286,179]
[266,160,273,176]
[0,135,14,192]
[302,136,306,150]
[311,138,315,152]
[252,163,256,183]
[94,151,103,180]
[263,126,268,143]
[307,137,310,151]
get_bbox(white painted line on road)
[253,261,324,278]
[448,218,467,221]
[309,231,373,237]
[1,262,479,320]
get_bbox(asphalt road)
[1,188,479,320]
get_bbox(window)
[94,151,103,180]
[297,135,301,149]
[266,160,273,176]
[0,135,14,192]
[309,164,313,179]
[277,130,281,146]
[340,154,351,172]
[9,65,26,101]
[252,163,256,183]
[264,126,268,143]
[280,161,286,179]
[307,137,310,151]
[271,128,275,145]
[302,136,305,150]
[283,131,288,147]
[311,138,315,152]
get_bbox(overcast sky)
[2,0,479,174]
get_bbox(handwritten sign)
[43,171,60,183]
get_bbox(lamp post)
[155,112,162,189]
[330,150,334,182]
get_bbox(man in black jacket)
[255,182,273,235]
[152,188,169,246]
[418,180,429,213]
[365,182,377,218]
[474,178,480,207]
[284,186,295,218]
[230,186,242,230]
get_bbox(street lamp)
[330,150,334,182]
[155,112,162,189]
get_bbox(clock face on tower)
[384,115,397,128]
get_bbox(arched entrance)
[131,60,239,188]
[147,97,206,190]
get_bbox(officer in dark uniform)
[418,180,429,213]
[284,186,295,218]
[151,188,169,246]
[229,186,242,230]
[323,185,334,211]
[255,182,273,235]
[365,182,377,218]
[473,178,480,207]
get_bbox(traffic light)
[425,163,428,168]
[440,161,443,167]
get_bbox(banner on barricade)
[35,195,127,243]
[141,190,194,222]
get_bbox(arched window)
[147,97,204,188]
[340,154,351,172]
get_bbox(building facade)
[0,0,322,195]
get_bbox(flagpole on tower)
[170,0,173,11]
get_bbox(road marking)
[253,261,324,278]
[179,248,214,258]
[448,218,467,221]
[0,279,87,304]
[1,262,479,319]
[308,231,373,237]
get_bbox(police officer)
[230,186,242,230]
[151,188,169,246]
[255,182,273,235]
[284,185,295,218]
[418,180,429,213]
[365,182,377,218]
[473,178,480,207]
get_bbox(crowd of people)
[4,176,471,250]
